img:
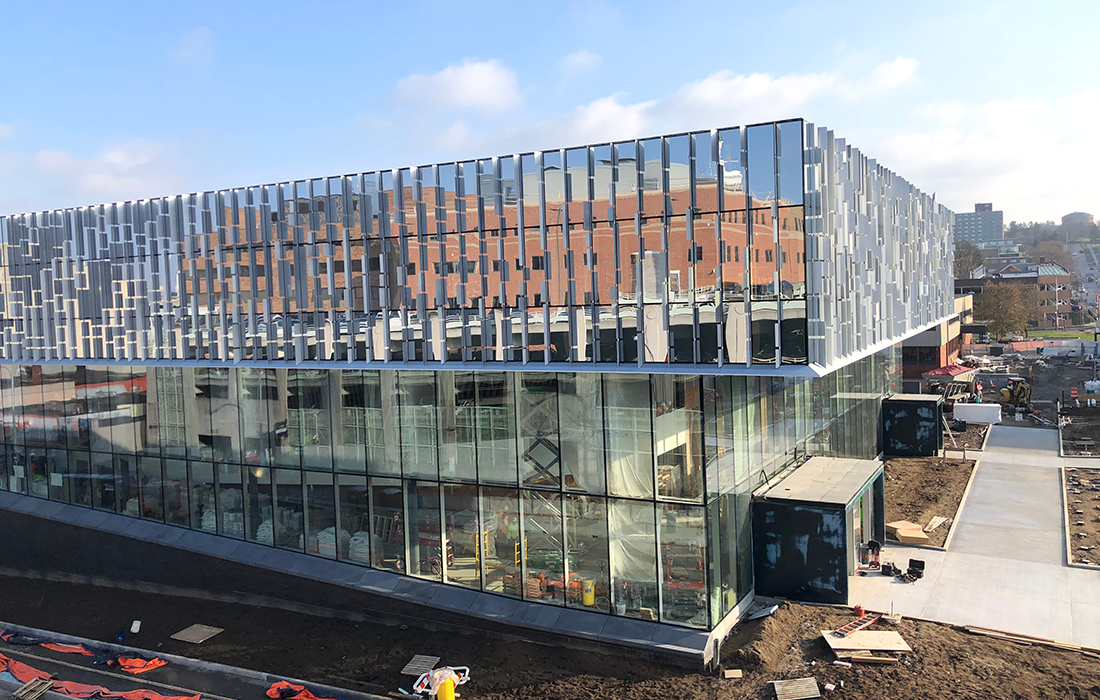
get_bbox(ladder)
[833,614,880,637]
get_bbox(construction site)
[2,571,1099,700]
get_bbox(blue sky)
[0,0,1096,222]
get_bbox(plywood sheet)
[170,624,223,644]
[771,677,820,700]
[820,630,912,653]
[400,654,440,676]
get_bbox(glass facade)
[0,118,950,633]
[0,350,899,630]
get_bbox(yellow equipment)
[1000,380,1032,408]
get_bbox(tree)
[954,241,985,278]
[974,282,1031,338]
[1027,239,1077,277]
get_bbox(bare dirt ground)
[883,458,974,547]
[1005,356,1095,425]
[1,575,1098,700]
[943,421,988,450]
[1062,407,1100,455]
[1065,466,1100,566]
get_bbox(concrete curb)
[1062,466,1100,571]
[0,618,391,700]
[1059,419,1100,459]
[942,455,981,552]
[978,423,993,451]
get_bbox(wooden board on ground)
[886,520,921,536]
[169,624,223,644]
[895,529,931,545]
[400,654,441,676]
[924,516,950,532]
[820,630,913,653]
[770,677,820,700]
[723,668,743,679]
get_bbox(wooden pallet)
[13,678,53,700]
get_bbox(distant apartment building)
[955,261,1072,329]
[955,203,1004,245]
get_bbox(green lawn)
[1027,330,1095,340]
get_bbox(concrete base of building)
[0,490,715,667]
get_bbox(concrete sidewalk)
[850,425,1100,647]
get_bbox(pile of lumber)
[820,628,912,666]
[959,625,1100,658]
[886,520,930,545]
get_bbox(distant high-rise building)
[956,202,1004,244]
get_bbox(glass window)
[46,450,71,503]
[27,450,48,498]
[399,372,439,479]
[476,373,516,485]
[116,454,139,516]
[604,375,653,499]
[517,373,559,488]
[91,451,115,512]
[238,368,275,466]
[138,456,164,522]
[437,371,477,482]
[406,480,443,580]
[246,465,274,545]
[443,483,482,589]
[304,471,337,558]
[370,477,405,573]
[334,371,367,473]
[608,499,658,620]
[188,369,214,461]
[522,489,564,605]
[154,368,186,459]
[652,376,704,502]
[68,451,92,508]
[217,463,245,539]
[368,371,402,476]
[559,373,605,494]
[294,370,334,471]
[274,371,300,468]
[659,503,708,628]
[480,486,521,597]
[564,494,610,611]
[338,474,371,564]
[746,124,776,206]
[777,120,804,206]
[190,461,216,533]
[273,467,304,550]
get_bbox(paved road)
[851,425,1100,647]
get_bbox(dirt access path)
[884,457,974,547]
[1,574,1097,700]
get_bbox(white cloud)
[172,27,214,66]
[394,59,522,114]
[422,56,923,157]
[0,139,191,214]
[918,102,967,124]
[838,56,920,99]
[560,49,602,73]
[33,139,187,203]
[0,123,12,139]
[879,88,1100,222]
